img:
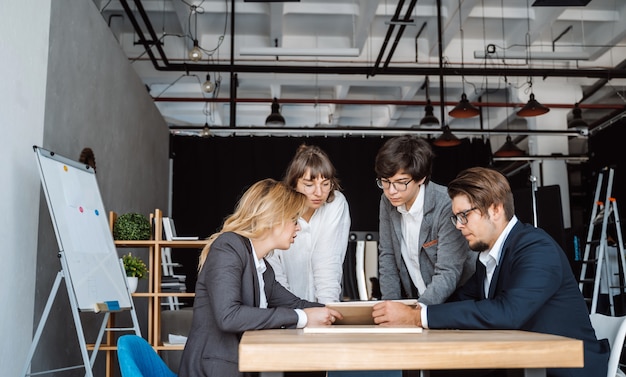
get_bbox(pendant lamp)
[449,93,480,118]
[265,98,286,126]
[419,100,440,127]
[432,125,461,147]
[493,135,526,157]
[517,92,550,117]
[568,103,588,129]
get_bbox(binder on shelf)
[163,217,198,241]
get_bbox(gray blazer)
[178,232,322,377]
[378,181,476,305]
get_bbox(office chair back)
[590,313,626,377]
[117,334,177,377]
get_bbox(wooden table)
[239,328,583,377]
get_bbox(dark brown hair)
[447,167,515,220]
[283,144,341,202]
[374,135,434,183]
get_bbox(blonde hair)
[198,179,308,270]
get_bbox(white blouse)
[266,191,351,303]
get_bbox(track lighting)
[265,98,286,126]
[189,40,202,62]
[202,74,215,93]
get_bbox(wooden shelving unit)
[94,209,207,377]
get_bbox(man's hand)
[304,307,344,327]
[372,300,422,327]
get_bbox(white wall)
[0,1,51,376]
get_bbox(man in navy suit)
[373,167,609,377]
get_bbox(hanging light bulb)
[188,39,202,62]
[449,93,480,118]
[432,125,462,147]
[517,92,550,117]
[493,135,526,157]
[200,123,210,138]
[202,74,215,93]
[265,98,286,126]
[568,103,588,129]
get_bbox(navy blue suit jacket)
[427,221,609,377]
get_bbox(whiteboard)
[34,146,131,311]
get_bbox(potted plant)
[122,252,148,293]
[113,213,151,240]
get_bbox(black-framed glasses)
[450,207,478,226]
[376,178,413,192]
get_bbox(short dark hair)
[447,167,515,220]
[374,135,434,183]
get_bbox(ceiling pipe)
[382,0,418,70]
[118,0,626,80]
[151,96,625,111]
[369,0,405,77]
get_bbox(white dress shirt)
[266,191,351,304]
[397,184,427,295]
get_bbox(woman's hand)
[303,307,344,326]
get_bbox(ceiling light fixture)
[419,77,440,128]
[493,135,526,157]
[433,125,462,147]
[449,0,479,119]
[201,74,215,93]
[568,103,588,129]
[189,40,203,62]
[516,2,549,117]
[265,98,286,126]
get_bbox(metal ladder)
[579,167,626,316]
[578,167,626,315]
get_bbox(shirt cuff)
[295,309,308,328]
[419,303,429,329]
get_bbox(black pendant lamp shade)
[517,93,550,117]
[493,135,526,157]
[419,100,440,128]
[568,103,588,129]
[265,98,286,126]
[448,93,480,118]
[432,125,462,147]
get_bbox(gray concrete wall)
[12,0,169,376]
[0,1,51,376]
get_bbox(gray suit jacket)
[178,232,322,377]
[378,181,476,305]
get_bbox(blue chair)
[117,334,177,377]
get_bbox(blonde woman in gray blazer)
[374,136,475,306]
[179,179,342,377]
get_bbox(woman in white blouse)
[266,144,351,304]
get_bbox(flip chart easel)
[22,146,140,377]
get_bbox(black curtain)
[169,135,492,295]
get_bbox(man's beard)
[470,240,489,252]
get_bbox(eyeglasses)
[450,207,478,226]
[376,178,413,192]
[300,180,332,194]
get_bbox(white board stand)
[22,146,141,377]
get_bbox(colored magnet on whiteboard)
[79,206,84,213]
[94,209,99,216]
[63,165,68,171]
[105,301,121,311]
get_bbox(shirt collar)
[251,241,267,274]
[479,215,518,266]
[397,182,425,216]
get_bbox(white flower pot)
[126,276,139,293]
